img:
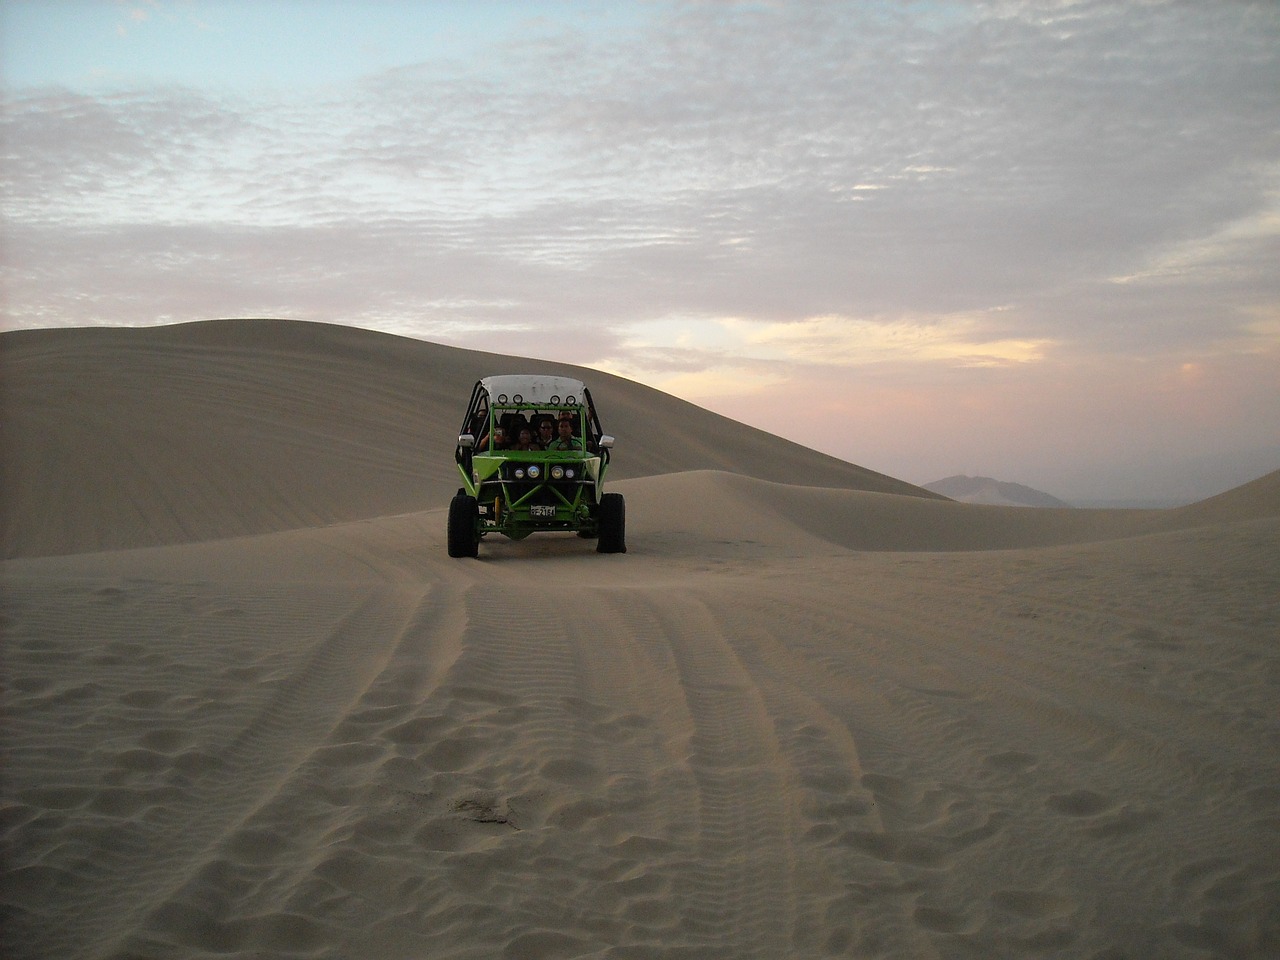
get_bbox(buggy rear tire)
[596,493,626,554]
[447,494,479,558]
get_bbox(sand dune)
[0,320,933,559]
[3,320,1278,959]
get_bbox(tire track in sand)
[640,588,955,959]
[11,583,446,960]
[636,591,799,959]
[110,579,473,959]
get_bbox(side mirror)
[599,435,615,449]
[458,434,475,449]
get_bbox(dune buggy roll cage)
[454,378,611,474]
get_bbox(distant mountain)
[924,475,1070,508]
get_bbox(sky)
[2,0,1278,503]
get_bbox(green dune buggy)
[449,374,626,557]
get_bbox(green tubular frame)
[455,389,612,539]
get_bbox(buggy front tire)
[596,492,626,554]
[447,494,480,558]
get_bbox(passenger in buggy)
[481,425,508,450]
[512,427,541,451]
[536,419,555,447]
[549,418,583,451]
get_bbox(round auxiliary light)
[527,464,541,479]
[550,395,560,405]
[513,394,523,404]
[566,395,576,404]
[514,468,525,479]
[551,465,565,480]
[565,467,575,479]
[497,394,508,404]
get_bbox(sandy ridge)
[0,320,936,559]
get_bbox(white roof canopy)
[480,375,587,406]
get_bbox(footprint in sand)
[1046,788,1113,817]
[991,889,1076,919]
[914,904,980,934]
[983,750,1038,774]
[1085,803,1161,839]
[1046,788,1158,839]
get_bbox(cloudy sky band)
[2,0,1277,500]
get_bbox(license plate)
[530,505,556,518]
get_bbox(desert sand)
[2,320,1277,959]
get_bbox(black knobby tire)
[447,494,479,558]
[596,492,626,554]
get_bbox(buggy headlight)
[551,465,565,480]
[526,464,541,479]
[514,468,525,479]
[565,467,576,479]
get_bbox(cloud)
[2,0,1277,499]
[732,312,1053,368]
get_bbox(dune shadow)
[473,533,615,564]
